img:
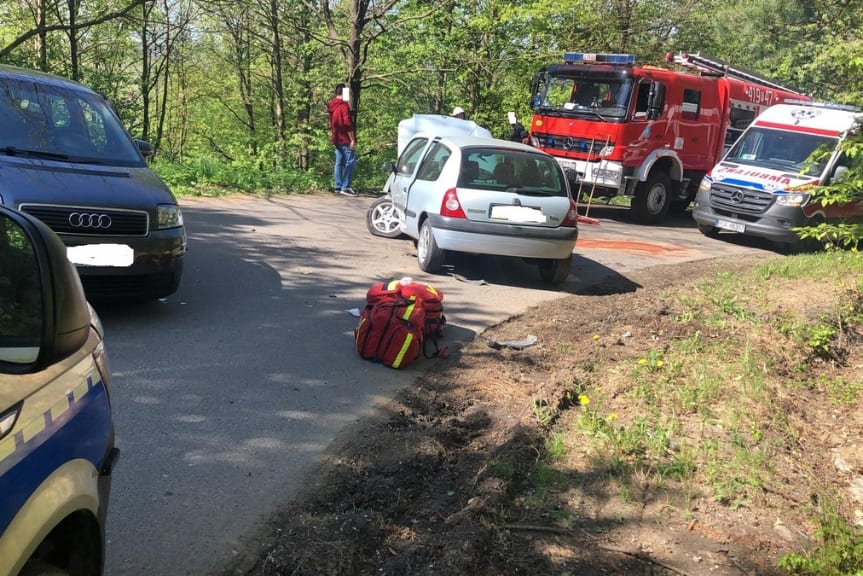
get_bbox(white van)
[691,102,862,247]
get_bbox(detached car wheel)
[417,220,445,273]
[538,256,572,286]
[366,196,404,238]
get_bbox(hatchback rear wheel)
[538,256,572,286]
[417,220,445,273]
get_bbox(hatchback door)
[456,147,573,228]
[389,137,432,225]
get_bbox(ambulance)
[692,102,863,247]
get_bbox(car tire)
[696,222,720,238]
[632,172,671,224]
[538,256,572,286]
[366,196,404,239]
[417,220,445,273]
[19,559,70,576]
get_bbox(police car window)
[0,214,41,364]
[416,143,451,181]
[396,138,429,175]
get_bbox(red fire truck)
[528,52,810,223]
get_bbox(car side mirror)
[136,139,155,159]
[382,161,396,173]
[831,164,849,184]
[0,207,90,374]
[647,83,665,120]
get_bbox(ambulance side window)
[0,213,42,364]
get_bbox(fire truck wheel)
[417,219,445,273]
[632,172,671,224]
[538,256,572,286]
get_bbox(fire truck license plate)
[715,219,745,233]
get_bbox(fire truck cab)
[529,52,808,224]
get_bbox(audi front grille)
[709,184,773,215]
[19,204,149,236]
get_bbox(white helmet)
[451,106,465,117]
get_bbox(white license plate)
[67,244,134,267]
[556,158,579,171]
[490,205,547,223]
[715,219,745,233]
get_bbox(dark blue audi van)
[0,65,185,300]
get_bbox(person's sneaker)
[339,187,358,197]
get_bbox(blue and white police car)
[0,206,118,576]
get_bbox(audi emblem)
[729,190,745,204]
[69,212,112,229]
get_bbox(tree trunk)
[140,1,152,141]
[68,0,79,80]
[269,0,286,163]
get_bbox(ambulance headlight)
[775,193,809,207]
[698,177,711,195]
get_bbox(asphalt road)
[97,194,775,576]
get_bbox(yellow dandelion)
[657,360,665,367]
[592,334,600,340]
[607,413,618,422]
[638,358,647,365]
[578,394,590,406]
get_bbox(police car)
[0,206,118,576]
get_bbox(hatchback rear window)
[458,148,567,196]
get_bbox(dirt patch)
[224,255,862,576]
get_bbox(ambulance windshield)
[726,127,837,177]
[534,74,633,120]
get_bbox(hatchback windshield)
[459,148,567,196]
[0,78,144,166]
[725,127,837,177]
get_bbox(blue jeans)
[334,144,357,190]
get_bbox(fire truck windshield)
[726,127,837,177]
[534,75,633,119]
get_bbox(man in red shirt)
[327,83,357,196]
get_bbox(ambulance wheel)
[417,220,445,273]
[697,223,720,238]
[538,256,572,286]
[366,196,404,238]
[632,172,671,224]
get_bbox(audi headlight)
[157,204,183,229]
[775,193,809,207]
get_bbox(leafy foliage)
[5,0,859,194]
[795,124,863,251]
